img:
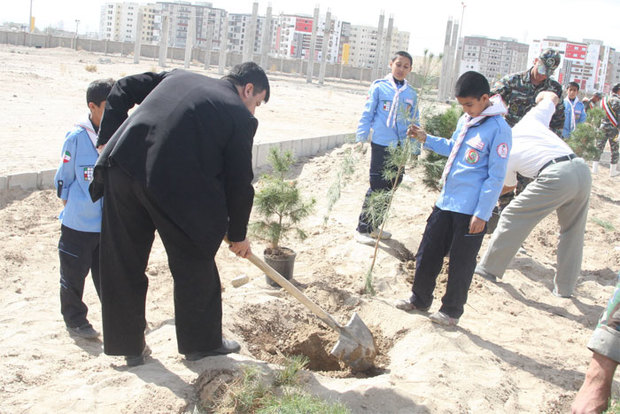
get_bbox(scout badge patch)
[465,148,479,164]
[496,143,509,159]
[62,151,71,163]
[83,166,94,181]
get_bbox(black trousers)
[100,166,223,356]
[410,207,485,318]
[357,142,403,233]
[59,225,101,328]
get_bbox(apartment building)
[530,37,617,93]
[459,36,529,82]
[348,24,409,68]
[99,1,411,69]
[271,13,344,64]
[100,2,161,43]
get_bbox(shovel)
[238,249,377,372]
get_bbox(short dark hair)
[223,61,270,103]
[613,83,620,94]
[87,78,114,106]
[454,71,490,99]
[391,51,413,66]
[568,81,580,90]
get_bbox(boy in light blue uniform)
[55,78,114,339]
[396,71,511,326]
[355,51,420,244]
[562,81,587,139]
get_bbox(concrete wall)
[0,133,353,201]
[0,30,430,83]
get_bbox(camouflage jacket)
[491,68,565,136]
[588,276,620,363]
[601,92,620,136]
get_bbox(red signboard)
[565,43,586,60]
[295,18,313,33]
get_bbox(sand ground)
[0,46,619,413]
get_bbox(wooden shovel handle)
[224,236,341,331]
[246,251,342,332]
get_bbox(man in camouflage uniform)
[491,49,565,215]
[592,83,620,177]
[492,48,565,136]
[583,92,602,112]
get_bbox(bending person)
[475,91,591,298]
[91,63,270,366]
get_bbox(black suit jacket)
[91,69,256,245]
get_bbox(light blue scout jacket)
[54,118,103,232]
[356,75,420,152]
[562,98,586,139]
[424,102,512,222]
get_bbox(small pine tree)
[414,104,462,190]
[567,107,605,161]
[251,148,316,255]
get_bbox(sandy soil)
[1,46,619,413]
[0,45,369,177]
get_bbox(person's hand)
[62,199,67,206]
[572,352,617,414]
[229,238,251,258]
[469,216,486,234]
[97,144,105,154]
[408,124,427,143]
[535,91,559,105]
[572,383,609,414]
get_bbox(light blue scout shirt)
[54,118,103,232]
[424,114,512,221]
[562,98,586,139]
[356,75,420,151]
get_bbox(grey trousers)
[478,158,591,296]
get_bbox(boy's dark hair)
[454,71,490,99]
[392,50,413,66]
[613,83,620,94]
[223,61,270,103]
[87,78,114,106]
[568,81,580,90]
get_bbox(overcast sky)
[3,0,620,56]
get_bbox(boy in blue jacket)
[355,51,420,244]
[562,81,587,139]
[55,78,114,339]
[396,71,512,326]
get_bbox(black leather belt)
[538,153,577,175]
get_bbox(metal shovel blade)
[241,250,377,372]
[330,312,377,372]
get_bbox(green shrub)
[567,123,603,161]
[587,107,605,129]
[414,104,462,190]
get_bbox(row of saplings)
[251,105,604,288]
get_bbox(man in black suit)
[91,62,269,366]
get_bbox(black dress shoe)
[66,323,99,339]
[125,345,151,367]
[185,339,241,361]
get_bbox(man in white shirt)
[475,91,592,298]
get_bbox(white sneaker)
[429,311,459,326]
[370,229,392,240]
[354,231,376,245]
